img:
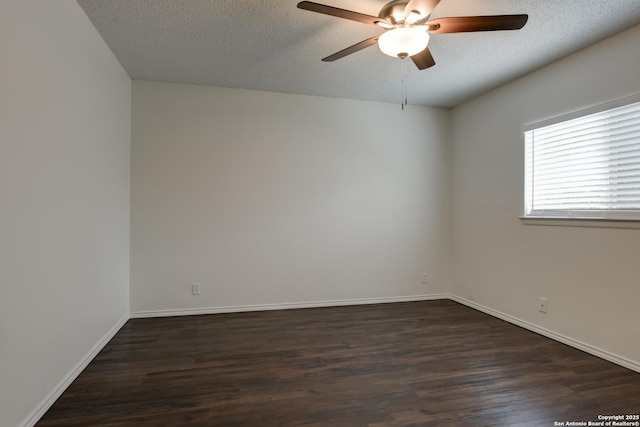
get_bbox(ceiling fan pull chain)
[401,57,408,110]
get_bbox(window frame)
[522,93,640,226]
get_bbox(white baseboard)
[448,294,640,374]
[20,314,129,427]
[130,293,448,318]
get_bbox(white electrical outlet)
[539,297,548,313]
[192,283,201,295]
[422,273,428,284]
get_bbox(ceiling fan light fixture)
[378,27,429,58]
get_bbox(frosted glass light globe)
[378,27,430,58]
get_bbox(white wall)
[131,81,450,313]
[0,1,131,426]
[451,24,640,367]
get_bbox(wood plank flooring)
[37,300,640,426]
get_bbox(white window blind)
[524,96,640,220]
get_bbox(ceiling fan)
[297,0,528,70]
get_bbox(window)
[524,95,640,220]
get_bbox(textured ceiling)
[77,0,640,107]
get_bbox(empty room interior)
[2,1,640,426]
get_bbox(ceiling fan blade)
[297,1,389,26]
[404,0,441,23]
[425,15,528,34]
[322,36,379,62]
[411,46,436,70]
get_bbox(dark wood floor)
[38,300,639,426]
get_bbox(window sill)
[520,216,640,230]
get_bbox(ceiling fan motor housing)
[378,0,410,25]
